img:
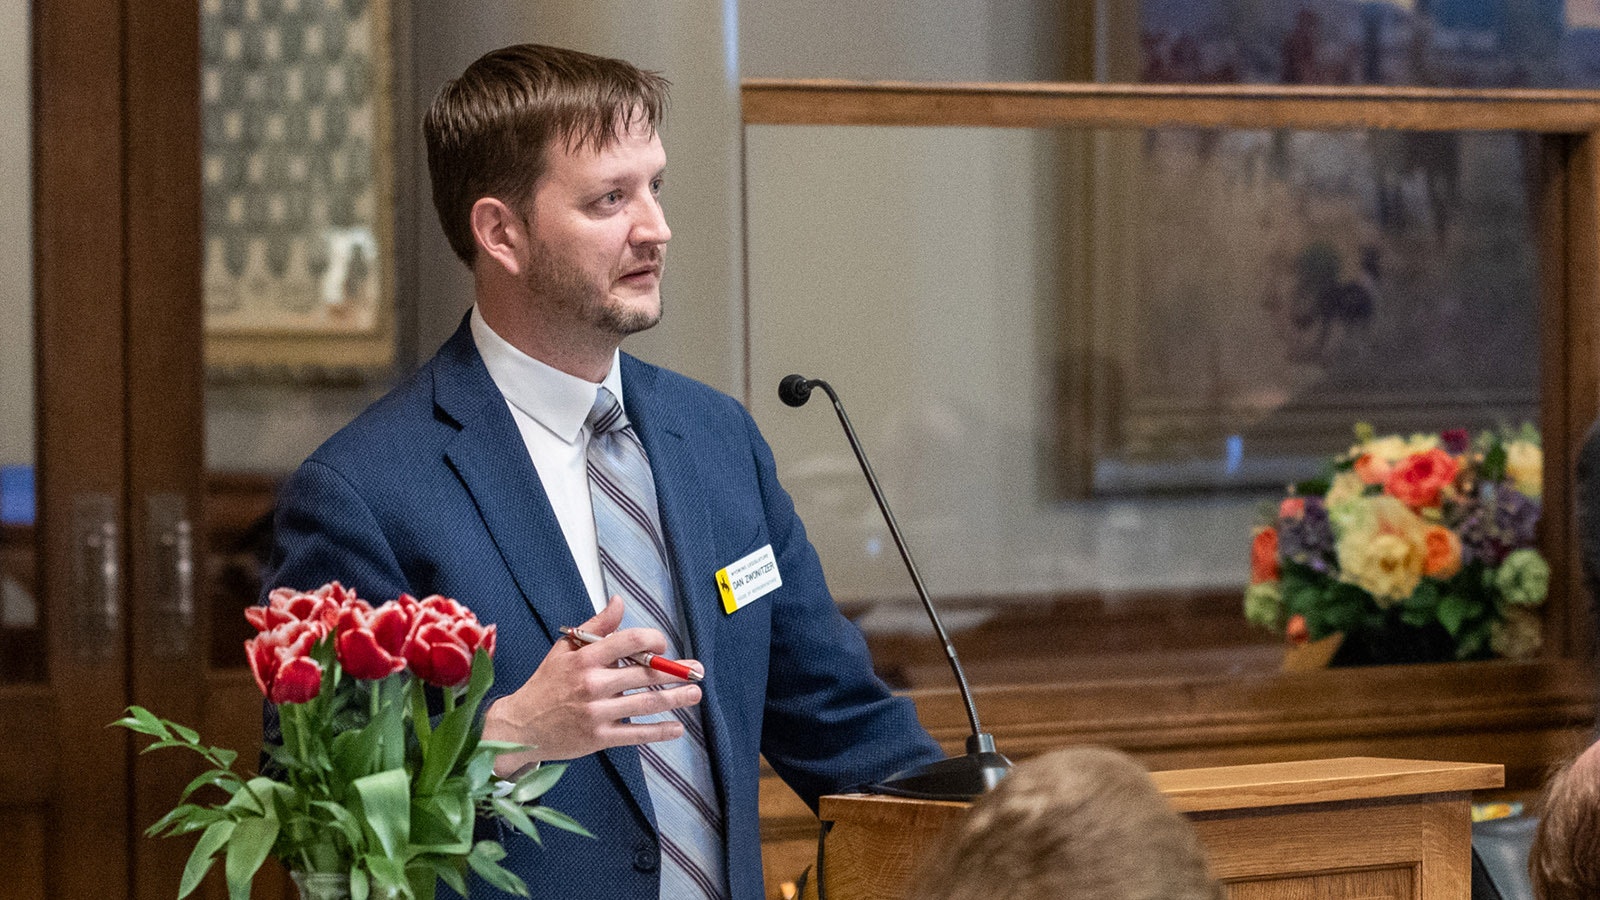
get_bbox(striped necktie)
[586,386,728,900]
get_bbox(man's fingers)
[574,626,670,666]
[579,595,626,635]
[596,718,687,749]
[591,684,703,723]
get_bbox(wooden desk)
[817,757,1504,900]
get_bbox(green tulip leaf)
[179,819,235,899]
[354,768,412,863]
[224,816,279,900]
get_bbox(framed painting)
[1065,124,1542,497]
[200,0,396,378]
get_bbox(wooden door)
[0,0,207,897]
[1,0,135,896]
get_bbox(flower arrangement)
[115,582,588,900]
[1245,424,1550,665]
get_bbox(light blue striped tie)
[586,387,728,900]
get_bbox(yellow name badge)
[716,544,782,614]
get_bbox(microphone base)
[869,735,1012,801]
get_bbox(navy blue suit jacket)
[266,320,944,899]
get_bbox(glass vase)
[290,872,351,900]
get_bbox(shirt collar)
[469,306,625,445]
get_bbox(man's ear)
[469,197,526,276]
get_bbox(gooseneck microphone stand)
[779,374,1011,800]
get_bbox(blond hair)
[910,746,1223,900]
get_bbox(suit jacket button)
[632,846,659,873]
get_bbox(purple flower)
[1279,496,1336,573]
[1459,483,1540,566]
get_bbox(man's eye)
[650,178,664,195]
[601,190,623,204]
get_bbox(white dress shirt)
[469,306,621,614]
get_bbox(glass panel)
[745,124,1541,685]
[200,0,400,668]
[0,0,39,684]
[1139,0,1600,88]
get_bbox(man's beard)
[523,245,663,337]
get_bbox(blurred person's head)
[910,745,1223,900]
[1530,740,1600,900]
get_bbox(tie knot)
[586,386,627,436]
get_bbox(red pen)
[560,626,704,682]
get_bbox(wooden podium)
[816,757,1504,900]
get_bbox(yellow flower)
[1335,496,1426,606]
[1504,440,1542,499]
[1325,470,1367,508]
[1353,434,1410,462]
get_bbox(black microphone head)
[778,374,813,408]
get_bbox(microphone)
[779,373,1011,800]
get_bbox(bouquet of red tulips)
[116,582,587,900]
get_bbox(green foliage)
[115,647,589,898]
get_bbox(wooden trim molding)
[743,80,1600,132]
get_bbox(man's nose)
[633,196,671,246]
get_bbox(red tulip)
[334,597,414,680]
[402,595,496,688]
[245,618,327,704]
[247,582,349,633]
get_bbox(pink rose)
[402,595,497,688]
[245,618,326,704]
[334,597,415,680]
[1278,497,1306,520]
[1384,449,1460,509]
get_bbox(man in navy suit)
[266,43,944,899]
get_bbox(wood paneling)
[0,807,47,900]
[29,0,133,895]
[814,759,1493,900]
[744,81,1600,132]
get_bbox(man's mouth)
[619,263,661,282]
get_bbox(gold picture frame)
[200,0,396,378]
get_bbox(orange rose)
[1422,525,1463,579]
[1251,527,1280,584]
[1354,453,1393,485]
[1384,448,1460,509]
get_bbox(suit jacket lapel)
[431,321,654,827]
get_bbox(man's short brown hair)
[423,44,670,266]
[909,746,1223,900]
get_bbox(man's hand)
[483,596,704,776]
